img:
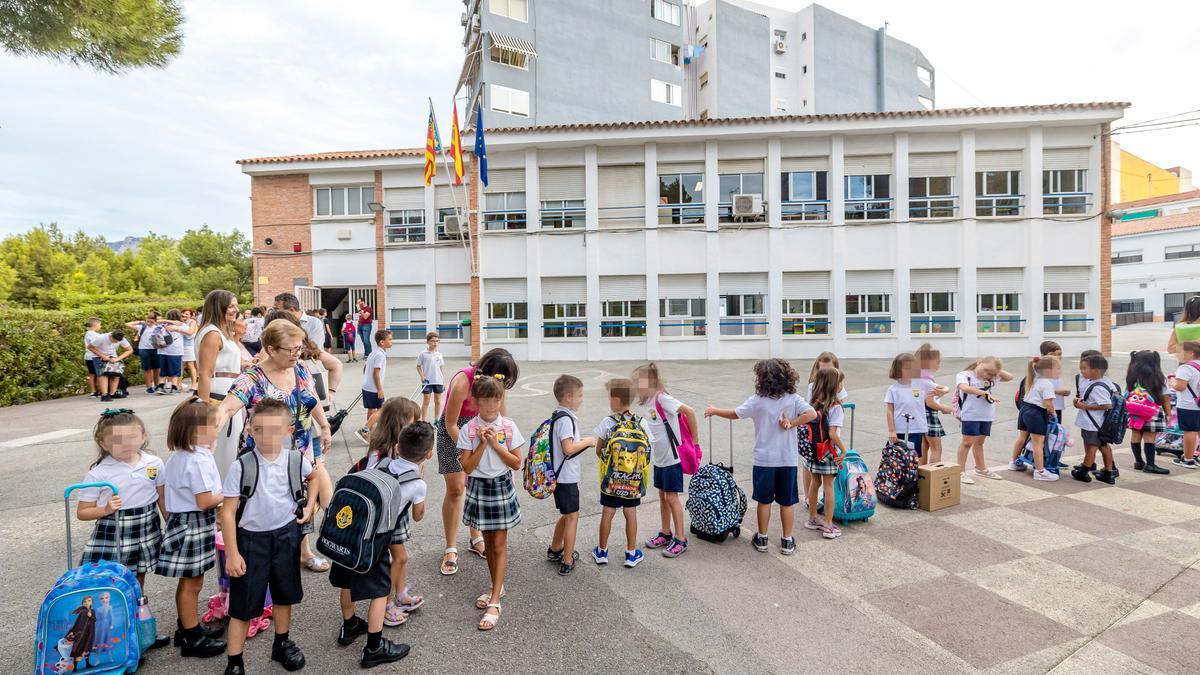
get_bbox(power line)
[1115,108,1200,130]
[1112,116,1200,133]
[1111,121,1200,136]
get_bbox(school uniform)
[594,413,655,509]
[801,405,845,476]
[920,372,946,438]
[416,349,445,394]
[1052,377,1066,424]
[385,457,426,544]
[550,406,582,515]
[646,392,686,494]
[1174,362,1200,432]
[1076,376,1116,447]
[155,447,221,578]
[157,326,184,378]
[457,415,524,530]
[135,323,160,372]
[84,329,103,376]
[221,449,312,620]
[90,334,131,378]
[956,371,997,437]
[883,380,937,454]
[78,453,166,573]
[361,349,387,410]
[1019,378,1058,437]
[735,394,811,507]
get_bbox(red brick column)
[469,158,481,362]
[374,170,386,330]
[250,174,312,306]
[1100,124,1113,356]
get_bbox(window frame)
[908,176,955,218]
[313,185,375,218]
[489,44,529,69]
[483,192,527,231]
[782,297,830,336]
[780,170,829,221]
[658,172,704,224]
[909,291,958,334]
[484,301,528,341]
[1111,250,1142,265]
[718,293,767,336]
[843,174,892,220]
[1112,299,1145,314]
[387,307,428,342]
[651,38,679,66]
[975,170,1022,217]
[542,302,588,339]
[540,199,585,229]
[651,0,681,26]
[385,209,426,244]
[437,310,470,341]
[717,172,765,222]
[1043,292,1089,333]
[489,83,530,117]
[601,300,647,338]
[658,297,707,337]
[1042,169,1089,215]
[976,293,1023,334]
[489,0,528,22]
[845,293,893,334]
[650,78,682,106]
[1165,244,1200,261]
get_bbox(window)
[540,199,584,229]
[699,72,709,89]
[543,303,587,338]
[844,175,892,220]
[386,210,425,244]
[651,0,681,25]
[910,292,957,334]
[601,301,647,338]
[975,171,1021,216]
[1113,299,1145,314]
[976,293,1022,333]
[1111,250,1142,265]
[917,65,933,87]
[651,38,679,66]
[435,208,462,240]
[490,45,528,69]
[918,96,934,111]
[314,186,374,217]
[437,310,470,340]
[388,308,427,341]
[1165,244,1200,260]
[846,294,892,334]
[658,172,704,224]
[909,176,955,218]
[486,302,527,340]
[659,298,706,337]
[719,294,766,336]
[774,71,786,79]
[490,0,527,21]
[1044,292,1088,333]
[651,79,682,106]
[773,98,787,113]
[483,192,526,230]
[718,172,764,222]
[782,298,829,335]
[1043,169,1088,215]
[490,84,529,116]
[780,171,829,221]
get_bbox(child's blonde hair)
[965,355,1003,374]
[1025,355,1059,389]
[92,409,148,468]
[888,353,916,380]
[808,368,844,412]
[808,351,840,384]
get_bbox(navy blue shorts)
[653,463,684,493]
[1178,408,1200,432]
[900,432,924,457]
[86,359,104,377]
[138,348,159,371]
[158,354,182,377]
[362,389,384,410]
[600,493,640,509]
[1019,403,1051,436]
[751,465,799,506]
[961,420,993,437]
[422,384,445,395]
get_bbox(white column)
[1025,127,1045,349]
[830,134,847,354]
[960,130,978,355]
[424,182,437,245]
[524,148,543,360]
[894,133,911,349]
[767,137,784,356]
[423,183,438,337]
[705,141,720,359]
[644,142,662,360]
[584,145,601,360]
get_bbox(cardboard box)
[917,463,960,512]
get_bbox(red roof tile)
[237,148,424,165]
[1112,210,1200,237]
[1112,189,1200,211]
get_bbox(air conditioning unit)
[444,211,466,236]
[774,38,787,54]
[336,228,352,240]
[732,193,763,217]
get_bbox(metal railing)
[908,196,957,219]
[386,325,429,340]
[718,319,768,336]
[1044,316,1093,333]
[1043,193,1091,216]
[782,318,831,335]
[975,195,1023,217]
[976,317,1026,333]
[845,198,893,220]
[482,210,527,231]
[657,203,704,225]
[845,317,895,333]
[780,200,830,221]
[910,317,960,334]
[1114,311,1153,328]
[540,206,585,229]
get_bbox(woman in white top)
[179,308,199,390]
[195,289,244,478]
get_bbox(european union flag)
[474,102,488,187]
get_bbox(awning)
[488,31,537,57]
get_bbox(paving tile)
[1022,471,1114,495]
[855,501,934,528]
[790,532,947,597]
[1051,641,1166,675]
[984,636,1089,675]
[1124,476,1200,507]
[1099,610,1200,674]
[962,557,1143,634]
[923,492,995,517]
[1145,568,1200,609]
[1042,540,1185,597]
[865,575,1080,669]
[1069,487,1200,525]
[944,507,1098,555]
[1181,602,1200,621]
[1113,600,1175,628]
[1164,469,1200,486]
[1117,526,1200,566]
[1008,495,1161,538]
[869,520,1025,573]
[1173,517,1200,535]
[962,474,1056,506]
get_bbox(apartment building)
[1111,189,1200,324]
[239,102,1125,362]
[458,0,934,128]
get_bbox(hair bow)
[100,408,133,418]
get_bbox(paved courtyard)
[4,329,1198,674]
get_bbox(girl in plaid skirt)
[1126,350,1172,474]
[793,367,848,540]
[916,344,954,464]
[457,375,525,631]
[156,397,227,658]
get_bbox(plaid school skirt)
[462,473,521,532]
[1141,409,1168,434]
[155,509,217,578]
[926,408,946,438]
[391,513,411,545]
[80,503,163,573]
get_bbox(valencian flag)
[449,102,465,185]
[474,102,488,187]
[423,101,442,185]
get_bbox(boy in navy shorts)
[592,378,654,569]
[357,330,393,444]
[545,375,596,575]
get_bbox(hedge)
[0,300,202,406]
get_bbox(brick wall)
[374,170,386,330]
[1100,123,1113,356]
[468,157,481,361]
[249,174,312,306]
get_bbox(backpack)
[150,326,173,349]
[236,449,309,533]
[523,410,577,499]
[1124,386,1161,430]
[833,451,876,522]
[598,413,651,500]
[349,448,387,474]
[875,439,919,509]
[1019,420,1067,473]
[1082,381,1127,446]
[799,410,836,463]
[1013,378,1027,411]
[317,460,415,574]
[35,561,143,675]
[654,393,703,475]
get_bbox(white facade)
[1111,191,1200,322]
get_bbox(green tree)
[0,260,17,303]
[178,224,252,298]
[0,0,184,74]
[0,224,75,307]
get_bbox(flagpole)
[429,97,476,276]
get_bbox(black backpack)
[1082,381,1128,446]
[317,461,417,573]
[236,450,309,533]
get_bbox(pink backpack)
[655,393,703,475]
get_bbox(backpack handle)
[707,416,733,470]
[843,402,856,450]
[64,482,119,572]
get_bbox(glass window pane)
[508,192,525,209]
[742,173,763,196]
[331,188,346,215]
[660,175,681,203]
[790,172,814,201]
[485,193,505,210]
[846,295,861,314]
[847,175,868,200]
[719,175,740,202]
[680,174,703,203]
[874,174,890,198]
[316,189,330,216]
[910,294,925,313]
[909,177,928,198]
[929,176,952,195]
[932,293,952,312]
[362,186,374,213]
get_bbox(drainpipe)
[876,23,887,112]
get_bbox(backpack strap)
[286,450,306,507]
[1185,362,1200,402]
[235,452,259,526]
[549,410,583,462]
[392,469,421,521]
[655,395,681,460]
[1081,381,1117,431]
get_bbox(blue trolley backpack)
[817,404,876,524]
[35,483,148,674]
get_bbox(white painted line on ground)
[0,428,88,449]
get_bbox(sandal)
[302,556,330,573]
[395,585,424,612]
[468,536,486,559]
[440,548,459,576]
[475,586,505,610]
[478,604,501,631]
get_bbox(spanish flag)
[450,102,464,185]
[423,101,442,185]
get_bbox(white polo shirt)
[300,314,325,349]
[162,446,222,513]
[221,449,313,532]
[416,350,445,386]
[85,330,101,360]
[645,392,684,468]
[78,453,166,510]
[457,414,525,479]
[1076,376,1115,432]
[1024,378,1058,407]
[90,334,130,359]
[550,406,583,484]
[386,456,427,521]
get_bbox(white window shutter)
[539,167,585,201]
[385,187,424,210]
[781,157,829,172]
[485,278,526,303]
[782,271,830,298]
[658,274,706,298]
[541,277,587,304]
[599,275,647,301]
[658,162,704,174]
[845,270,893,295]
[437,284,470,311]
[908,152,957,178]
[485,169,525,193]
[1043,148,1089,171]
[717,159,764,174]
[598,165,645,209]
[1044,266,1090,292]
[387,285,425,308]
[976,150,1022,171]
[976,267,1024,294]
[435,187,458,210]
[843,155,891,174]
[718,272,767,295]
[910,268,959,293]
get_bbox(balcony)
[780,200,830,222]
[908,196,957,219]
[845,198,893,221]
[1043,193,1091,216]
[976,195,1023,217]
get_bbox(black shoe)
[1072,462,1096,473]
[1095,470,1117,485]
[271,639,306,671]
[178,633,226,658]
[558,551,579,576]
[224,664,245,675]
[150,635,171,650]
[546,546,564,562]
[1070,467,1092,483]
[780,537,796,556]
[1133,460,1145,471]
[100,395,112,402]
[361,638,410,668]
[1144,463,1170,475]
[89,391,101,398]
[1111,466,1120,478]
[174,624,224,645]
[752,533,769,552]
[338,618,368,647]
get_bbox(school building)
[1110,189,1200,324]
[238,102,1126,362]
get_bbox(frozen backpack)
[654,393,703,475]
[598,413,650,500]
[522,410,576,499]
[1020,421,1068,474]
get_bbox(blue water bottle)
[137,595,157,652]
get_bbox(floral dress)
[230,362,321,458]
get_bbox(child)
[1126,350,1172,474]
[156,397,226,658]
[956,357,1013,484]
[128,312,162,394]
[457,375,525,631]
[915,344,954,464]
[85,318,102,397]
[219,398,316,674]
[1071,354,1117,484]
[1170,341,1200,469]
[594,378,654,565]
[357,329,393,444]
[416,332,446,422]
[806,351,849,401]
[1012,341,1073,460]
[364,397,421,470]
[793,367,847,540]
[546,375,596,575]
[342,318,357,362]
[705,359,814,556]
[635,363,697,559]
[379,422,434,628]
[1012,356,1062,481]
[883,353,946,457]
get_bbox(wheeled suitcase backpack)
[686,419,747,543]
[875,413,920,510]
[816,404,876,524]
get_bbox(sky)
[0,0,1197,240]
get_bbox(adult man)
[356,298,375,358]
[87,330,134,402]
[273,292,344,398]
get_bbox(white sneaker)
[975,469,1004,481]
[960,473,976,485]
[1033,469,1060,482]
[1008,460,1026,472]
